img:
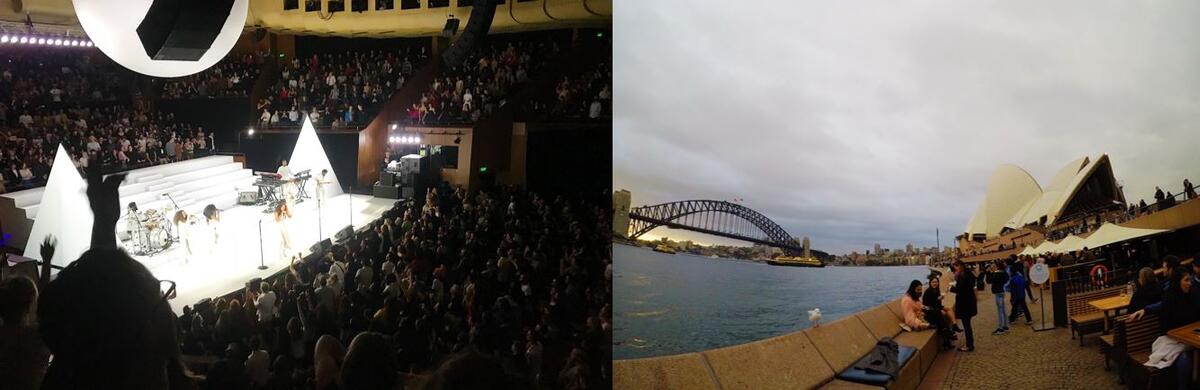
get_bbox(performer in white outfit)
[202,204,221,255]
[315,169,330,201]
[275,202,294,261]
[277,159,297,203]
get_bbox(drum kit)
[126,206,177,256]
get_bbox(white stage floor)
[130,194,396,314]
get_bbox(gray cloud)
[614,0,1200,254]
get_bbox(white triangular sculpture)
[24,145,94,267]
[288,117,343,199]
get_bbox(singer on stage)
[275,202,293,261]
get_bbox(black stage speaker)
[309,238,332,254]
[374,184,400,199]
[333,225,355,242]
[441,0,497,66]
[380,172,395,186]
[441,18,460,38]
[137,0,237,61]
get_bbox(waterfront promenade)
[927,287,1122,389]
[615,268,1128,389]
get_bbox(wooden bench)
[1066,287,1122,346]
[1111,312,1172,389]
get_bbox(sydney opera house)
[957,154,1200,263]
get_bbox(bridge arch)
[627,200,802,253]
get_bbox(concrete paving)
[932,287,1124,389]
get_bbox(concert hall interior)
[0,1,611,389]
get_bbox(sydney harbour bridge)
[622,199,819,259]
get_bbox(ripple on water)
[625,308,671,318]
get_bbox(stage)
[0,154,398,315]
[134,193,395,313]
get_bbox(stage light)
[1,35,9,43]
[54,39,63,46]
[414,136,421,144]
[37,37,47,45]
[247,128,255,136]
[73,0,248,77]
[19,36,28,44]
[390,123,397,130]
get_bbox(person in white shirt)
[255,282,277,323]
[18,113,33,126]
[589,100,602,119]
[314,169,331,201]
[270,111,281,124]
[355,266,374,294]
[288,108,299,123]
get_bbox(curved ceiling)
[2,0,611,37]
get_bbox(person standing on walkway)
[1008,264,1034,325]
[986,260,1009,335]
[951,260,978,352]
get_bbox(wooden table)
[1167,321,1200,349]
[1167,321,1200,383]
[1089,295,1131,333]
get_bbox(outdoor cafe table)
[1166,320,1200,382]
[1089,295,1131,333]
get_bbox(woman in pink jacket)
[902,280,930,331]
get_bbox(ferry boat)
[767,256,824,267]
[652,244,677,254]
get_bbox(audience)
[160,52,263,99]
[263,45,429,128]
[412,36,561,125]
[1,105,213,192]
[8,151,612,389]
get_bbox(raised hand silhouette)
[40,235,56,287]
[85,157,127,250]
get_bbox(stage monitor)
[333,225,355,242]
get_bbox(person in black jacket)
[1128,267,1162,313]
[1128,266,1200,389]
[922,276,960,349]
[986,260,1010,335]
[950,260,978,352]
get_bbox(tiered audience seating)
[159,52,263,99]
[262,45,429,128]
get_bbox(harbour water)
[614,244,931,360]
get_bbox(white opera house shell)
[964,155,1125,240]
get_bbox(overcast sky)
[613,1,1200,255]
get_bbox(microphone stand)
[257,218,268,270]
[163,193,182,242]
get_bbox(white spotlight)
[38,38,46,45]
[1,35,9,43]
[19,36,28,44]
[55,39,63,46]
[247,128,255,136]
[390,123,397,130]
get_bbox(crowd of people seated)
[0,155,612,389]
[0,50,130,118]
[528,59,611,121]
[159,52,264,99]
[409,37,560,125]
[0,105,214,193]
[0,51,213,194]
[261,46,429,129]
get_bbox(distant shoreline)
[613,241,925,267]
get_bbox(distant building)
[802,236,811,258]
[906,243,914,255]
[613,190,631,238]
[874,243,881,255]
